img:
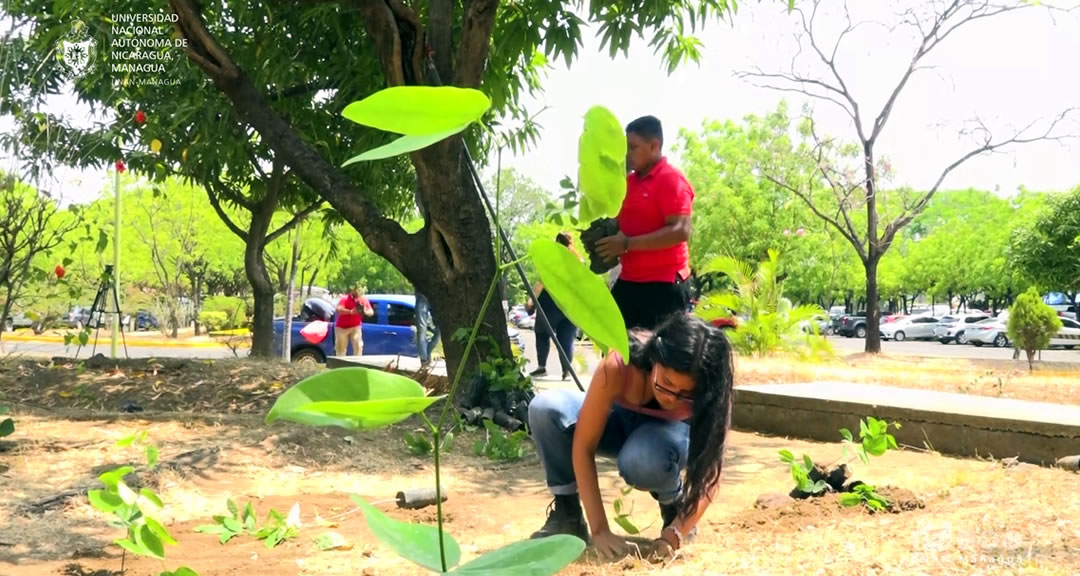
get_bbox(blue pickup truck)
[273,294,526,364]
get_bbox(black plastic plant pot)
[580,217,621,275]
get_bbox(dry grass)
[2,413,1078,576]
[736,353,1080,406]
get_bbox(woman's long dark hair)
[628,313,734,520]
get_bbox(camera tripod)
[75,265,129,359]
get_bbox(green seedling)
[195,499,298,549]
[118,429,159,469]
[472,419,528,462]
[838,483,889,511]
[611,484,654,535]
[779,416,903,508]
[839,416,901,464]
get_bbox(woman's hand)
[591,529,629,561]
[644,537,675,563]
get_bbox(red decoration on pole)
[55,265,66,279]
[115,160,126,173]
[135,110,146,125]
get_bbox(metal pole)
[463,148,584,392]
[111,167,120,358]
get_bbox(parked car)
[4,311,34,332]
[967,318,1010,348]
[274,294,526,364]
[934,313,991,344]
[835,314,867,338]
[1050,317,1080,349]
[881,316,940,341]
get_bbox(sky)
[3,1,1079,205]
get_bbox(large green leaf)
[351,496,460,572]
[341,87,491,136]
[529,239,629,359]
[0,417,12,438]
[266,367,437,430]
[449,535,586,575]
[342,124,469,166]
[291,397,444,429]
[576,106,626,222]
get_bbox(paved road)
[0,339,240,360]
[515,329,1080,368]
[4,329,1076,366]
[825,334,1080,363]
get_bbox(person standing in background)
[529,232,581,380]
[596,115,694,331]
[335,284,374,356]
[415,291,440,367]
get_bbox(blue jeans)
[528,389,690,504]
[415,294,440,364]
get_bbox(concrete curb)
[734,382,1080,467]
[2,334,227,349]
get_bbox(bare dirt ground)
[737,353,1080,406]
[0,358,1078,576]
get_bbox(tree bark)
[245,200,277,358]
[864,256,881,353]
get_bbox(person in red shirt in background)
[335,284,374,356]
[597,115,694,331]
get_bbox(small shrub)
[201,296,247,329]
[1007,288,1063,371]
[197,311,229,332]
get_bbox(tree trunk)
[246,207,277,358]
[864,256,882,353]
[283,226,302,362]
[409,146,512,401]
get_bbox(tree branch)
[267,201,324,244]
[883,108,1079,245]
[169,0,420,272]
[454,0,499,87]
[869,0,1028,144]
[428,0,454,81]
[351,0,406,85]
[205,181,251,241]
[762,171,867,262]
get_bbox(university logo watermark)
[60,20,97,78]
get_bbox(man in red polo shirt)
[596,115,694,331]
[335,285,374,356]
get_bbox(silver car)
[880,316,940,341]
[934,313,991,344]
[967,318,1010,348]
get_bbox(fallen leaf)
[286,502,302,529]
[313,532,352,552]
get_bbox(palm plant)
[696,249,831,358]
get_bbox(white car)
[1050,318,1080,349]
[880,316,940,341]
[934,313,991,344]
[967,318,1010,348]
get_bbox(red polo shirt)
[617,157,694,283]
[335,294,370,329]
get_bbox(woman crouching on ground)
[527,312,734,560]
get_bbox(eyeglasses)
[653,379,694,404]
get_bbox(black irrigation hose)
[462,147,585,393]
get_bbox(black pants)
[536,318,578,373]
[612,277,691,331]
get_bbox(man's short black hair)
[626,115,664,146]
